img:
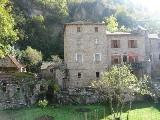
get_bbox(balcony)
[129,62,144,70]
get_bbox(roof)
[41,62,54,70]
[65,21,105,25]
[106,31,131,35]
[137,25,147,31]
[8,55,25,68]
[148,34,160,39]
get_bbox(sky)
[131,0,159,13]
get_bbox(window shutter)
[118,40,120,48]
[75,53,78,62]
[128,40,131,48]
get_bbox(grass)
[0,102,160,120]
[0,104,106,120]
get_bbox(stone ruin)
[0,73,50,110]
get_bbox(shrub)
[38,99,48,108]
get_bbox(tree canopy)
[105,15,118,32]
[2,0,160,60]
[91,65,151,119]
[21,46,43,73]
[0,0,18,57]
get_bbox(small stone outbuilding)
[0,55,26,73]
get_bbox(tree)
[24,46,43,72]
[115,10,136,29]
[91,65,150,120]
[0,0,18,57]
[36,0,68,16]
[105,15,118,32]
[119,25,131,32]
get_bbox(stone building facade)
[64,21,107,87]
[106,32,146,66]
[64,21,149,88]
[149,34,160,79]
[40,62,65,88]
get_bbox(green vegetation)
[3,0,158,61]
[12,72,35,79]
[0,0,18,57]
[0,102,160,120]
[9,0,149,61]
[21,46,42,72]
[38,99,48,108]
[91,65,151,119]
[1,0,160,60]
[105,15,119,32]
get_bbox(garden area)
[0,102,160,120]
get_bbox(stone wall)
[0,73,49,110]
[58,87,99,104]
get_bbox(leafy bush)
[38,99,48,108]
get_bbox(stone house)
[63,21,156,88]
[40,62,66,88]
[64,21,107,87]
[106,32,146,66]
[64,21,149,88]
[41,62,56,79]
[0,55,26,73]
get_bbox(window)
[78,72,81,78]
[77,27,81,32]
[50,68,54,73]
[150,55,152,61]
[94,53,101,62]
[96,72,100,78]
[128,40,137,48]
[123,55,127,63]
[95,27,98,32]
[95,39,98,45]
[111,55,121,64]
[17,87,20,91]
[129,56,138,63]
[111,40,120,48]
[158,43,160,49]
[2,83,6,92]
[76,54,83,63]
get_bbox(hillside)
[10,0,157,60]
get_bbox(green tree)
[37,0,68,16]
[17,14,64,60]
[91,65,150,120]
[115,5,136,29]
[24,46,43,72]
[105,15,118,32]
[0,0,18,57]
